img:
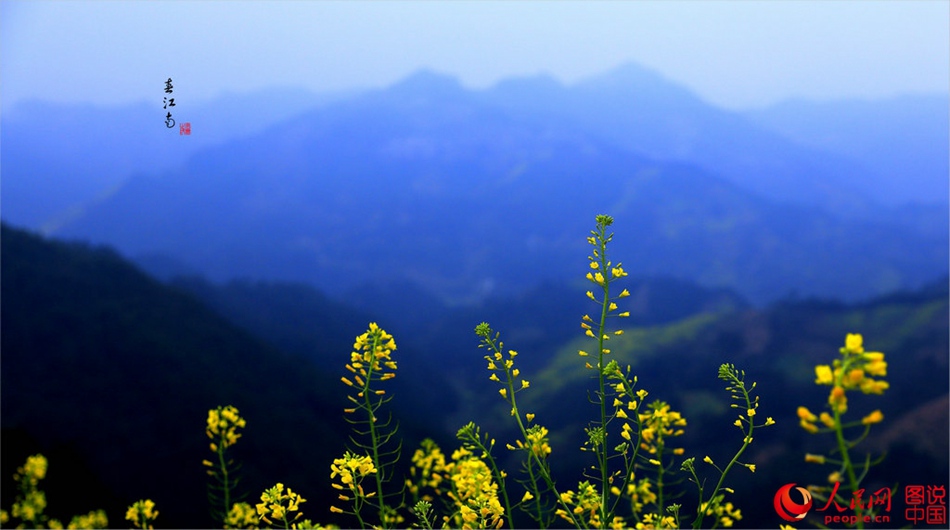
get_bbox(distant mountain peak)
[387,68,466,97]
[575,61,701,104]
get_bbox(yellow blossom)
[125,499,159,530]
[860,378,889,394]
[800,421,819,434]
[815,365,834,385]
[828,386,847,414]
[797,406,817,422]
[861,410,884,425]
[864,352,887,376]
[845,333,864,353]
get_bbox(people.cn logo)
[774,483,813,522]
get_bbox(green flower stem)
[591,216,613,527]
[477,327,582,529]
[360,331,389,526]
[831,385,864,528]
[215,442,231,522]
[694,367,757,530]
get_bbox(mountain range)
[2,62,947,308]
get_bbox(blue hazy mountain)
[0,87,353,230]
[44,68,946,305]
[743,94,949,206]
[479,63,927,219]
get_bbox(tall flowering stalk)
[203,405,248,527]
[684,364,774,529]
[339,322,402,527]
[797,334,889,529]
[474,322,572,528]
[580,214,636,526]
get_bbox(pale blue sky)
[2,1,947,111]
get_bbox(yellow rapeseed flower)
[797,406,817,422]
[861,410,884,425]
[845,333,864,354]
[828,386,848,414]
[864,352,887,376]
[125,499,158,530]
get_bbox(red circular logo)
[774,483,813,522]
